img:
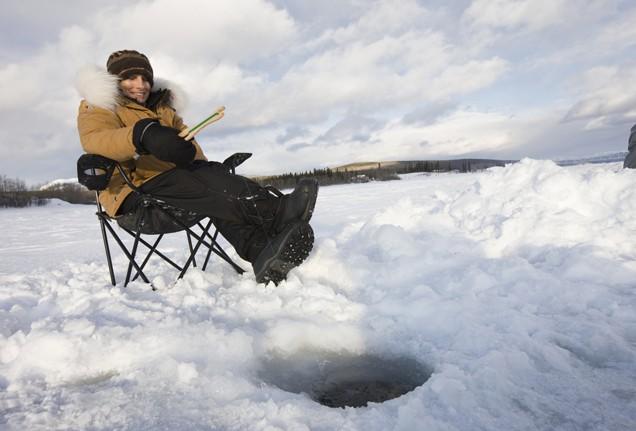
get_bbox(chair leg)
[119,229,183,272]
[97,213,116,286]
[212,243,246,274]
[124,206,147,287]
[100,218,151,284]
[201,225,220,271]
[120,226,207,282]
[178,218,214,279]
[148,211,235,278]
[124,225,144,287]
[131,234,163,282]
[186,231,197,268]
[202,237,214,271]
[199,225,245,274]
[115,205,247,282]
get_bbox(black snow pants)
[119,161,282,263]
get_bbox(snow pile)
[0,159,635,430]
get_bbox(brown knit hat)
[106,50,154,86]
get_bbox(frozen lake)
[1,159,635,430]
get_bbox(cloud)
[314,0,431,46]
[226,24,508,127]
[286,142,312,152]
[0,64,41,111]
[564,65,636,129]
[376,110,520,158]
[463,0,616,32]
[459,0,622,65]
[277,125,309,144]
[89,0,298,64]
[317,115,383,145]
[0,24,98,182]
[402,101,457,125]
[594,7,636,53]
[463,0,568,31]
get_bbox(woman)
[76,50,318,284]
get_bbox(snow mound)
[0,159,635,430]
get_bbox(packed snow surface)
[1,159,635,430]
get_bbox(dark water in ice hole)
[258,351,433,408]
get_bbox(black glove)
[133,119,195,167]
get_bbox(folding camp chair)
[77,153,253,287]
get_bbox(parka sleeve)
[77,101,137,162]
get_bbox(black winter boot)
[237,188,281,230]
[253,221,314,285]
[274,178,319,233]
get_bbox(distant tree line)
[0,175,43,208]
[254,167,400,190]
[255,159,509,190]
[0,174,94,208]
[395,159,510,173]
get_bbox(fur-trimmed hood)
[75,64,187,112]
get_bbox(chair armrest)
[77,154,140,192]
[77,154,117,191]
[222,153,252,172]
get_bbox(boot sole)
[254,222,314,284]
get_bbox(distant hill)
[36,178,93,205]
[333,161,402,171]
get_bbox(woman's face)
[119,75,151,104]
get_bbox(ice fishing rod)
[179,105,225,141]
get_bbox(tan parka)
[76,67,206,217]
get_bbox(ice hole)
[258,350,432,408]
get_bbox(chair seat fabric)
[116,200,203,235]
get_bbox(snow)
[38,178,78,191]
[1,159,635,430]
[44,198,75,207]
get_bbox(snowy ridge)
[0,159,635,430]
[38,178,78,191]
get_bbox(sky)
[1,0,636,184]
